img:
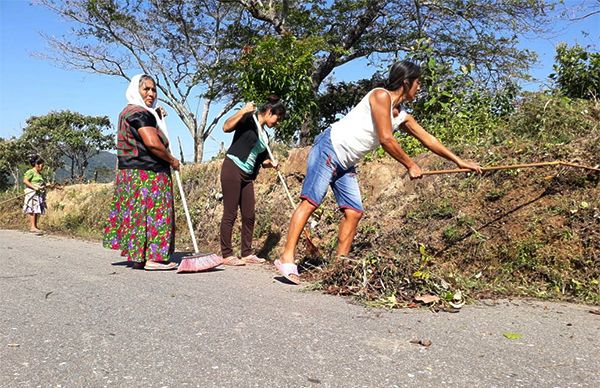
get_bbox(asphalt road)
[1,229,599,387]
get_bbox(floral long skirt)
[103,169,175,263]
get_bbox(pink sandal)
[274,259,300,285]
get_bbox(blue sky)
[1,0,598,161]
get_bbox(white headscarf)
[125,74,168,134]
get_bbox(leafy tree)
[236,34,320,142]
[550,43,600,100]
[39,0,244,162]
[316,77,382,133]
[0,137,29,189]
[41,0,554,148]
[232,0,551,143]
[21,111,114,180]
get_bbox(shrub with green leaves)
[550,43,600,100]
[507,92,598,145]
[401,45,518,154]
[236,35,321,143]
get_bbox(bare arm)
[138,127,180,170]
[401,115,481,172]
[223,102,256,133]
[370,90,422,178]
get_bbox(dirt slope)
[1,121,598,305]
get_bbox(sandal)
[222,256,246,266]
[274,259,300,285]
[241,254,266,264]
[131,261,145,270]
[144,261,178,271]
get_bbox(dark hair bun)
[258,94,286,117]
[29,154,44,166]
[266,94,280,104]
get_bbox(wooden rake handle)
[421,161,600,176]
[251,113,320,254]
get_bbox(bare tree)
[563,0,600,21]
[38,0,243,162]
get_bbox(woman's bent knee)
[344,208,363,221]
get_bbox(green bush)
[550,43,600,100]
[507,93,597,144]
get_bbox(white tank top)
[330,88,407,169]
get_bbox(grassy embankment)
[1,94,598,306]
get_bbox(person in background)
[219,96,285,266]
[103,74,180,270]
[275,60,482,284]
[23,155,47,234]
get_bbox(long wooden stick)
[252,113,320,255]
[0,184,63,206]
[159,119,199,254]
[421,161,600,176]
[0,191,27,206]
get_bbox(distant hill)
[55,151,116,183]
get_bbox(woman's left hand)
[457,160,482,173]
[263,159,279,170]
[170,159,181,171]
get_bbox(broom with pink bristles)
[171,157,223,273]
[156,112,224,273]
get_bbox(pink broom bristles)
[177,253,223,273]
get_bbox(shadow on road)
[111,251,220,267]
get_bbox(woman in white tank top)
[274,60,481,285]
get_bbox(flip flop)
[131,261,145,270]
[222,256,246,266]
[274,259,300,285]
[144,261,178,271]
[241,254,266,264]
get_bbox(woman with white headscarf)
[103,74,180,270]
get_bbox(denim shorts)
[300,128,364,213]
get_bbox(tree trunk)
[298,85,321,145]
[177,137,185,164]
[80,159,89,180]
[298,120,313,146]
[70,158,75,180]
[194,98,211,163]
[194,136,205,164]
[10,169,19,189]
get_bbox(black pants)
[220,158,255,257]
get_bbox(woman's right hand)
[242,102,256,113]
[407,163,423,180]
[170,159,181,171]
[456,159,482,173]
